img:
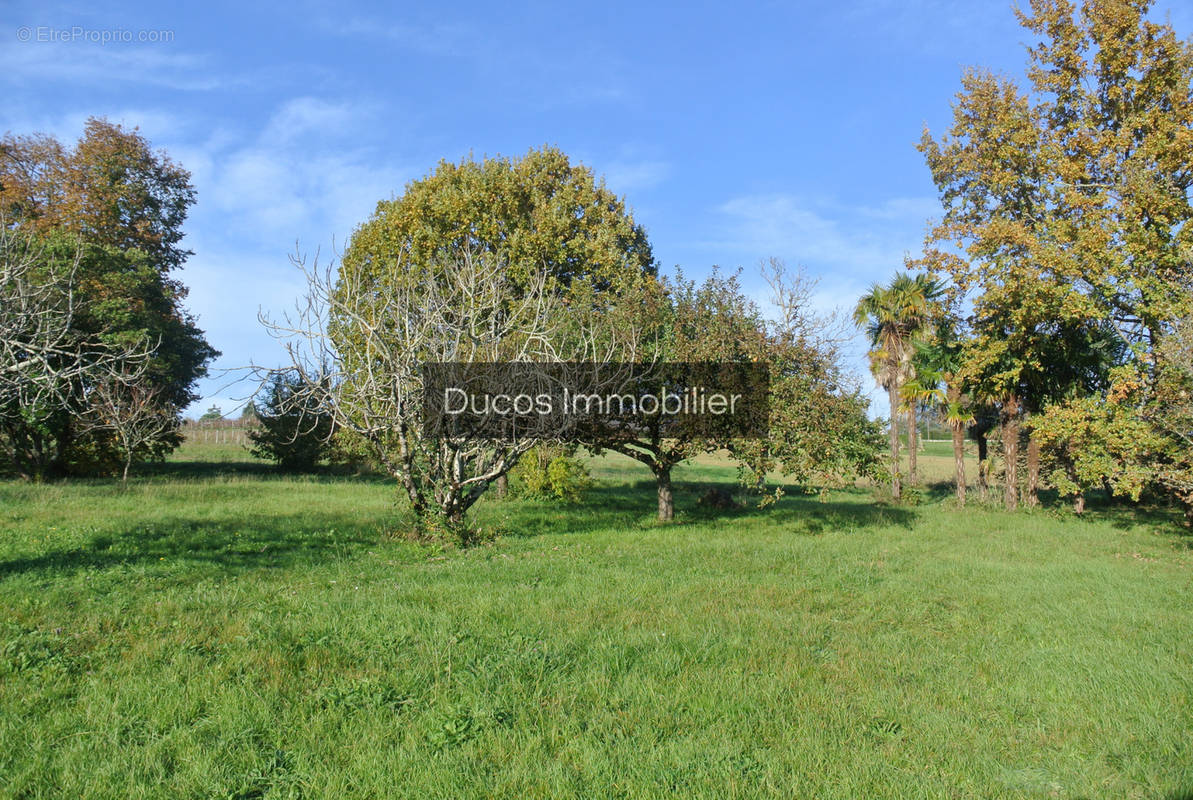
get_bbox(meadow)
[1,439,1191,799]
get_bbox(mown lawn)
[1,447,1191,799]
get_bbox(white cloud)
[186,97,407,247]
[713,193,934,276]
[262,97,367,144]
[333,17,483,59]
[0,42,226,90]
[198,146,404,246]
[602,159,670,194]
[166,96,414,413]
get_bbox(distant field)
[1,441,1191,798]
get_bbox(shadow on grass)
[143,459,395,485]
[766,498,918,533]
[919,478,1188,531]
[494,479,916,538]
[486,482,652,538]
[0,509,392,580]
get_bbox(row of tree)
[0,123,881,509]
[261,147,884,533]
[859,0,1193,521]
[8,0,1188,532]
[0,120,217,480]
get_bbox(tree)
[733,259,885,498]
[905,324,974,504]
[898,377,934,488]
[286,147,659,534]
[0,119,216,475]
[581,268,767,521]
[919,0,1193,513]
[853,272,943,498]
[0,219,156,479]
[2,118,195,271]
[511,445,593,503]
[83,372,177,482]
[199,405,223,422]
[583,260,881,521]
[342,146,657,300]
[1149,317,1193,522]
[1032,392,1161,513]
[264,245,632,537]
[248,370,335,472]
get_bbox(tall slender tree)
[854,272,944,498]
[905,325,974,504]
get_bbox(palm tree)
[855,283,906,499]
[908,328,974,505]
[854,272,944,499]
[899,367,938,488]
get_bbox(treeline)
[864,0,1193,521]
[0,120,217,480]
[258,148,885,535]
[3,0,1189,533]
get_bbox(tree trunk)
[907,404,918,486]
[952,424,966,506]
[495,473,508,498]
[1003,395,1020,511]
[656,464,675,522]
[122,456,132,483]
[1025,433,1040,508]
[887,383,902,500]
[399,473,426,519]
[976,434,988,501]
[1073,493,1086,514]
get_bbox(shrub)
[513,446,592,503]
[247,371,334,472]
[328,428,384,475]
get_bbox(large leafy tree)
[0,222,155,479]
[919,0,1193,513]
[297,148,658,532]
[268,244,635,537]
[0,118,216,477]
[1032,390,1163,513]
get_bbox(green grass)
[1,446,1191,798]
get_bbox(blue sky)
[5,0,1191,416]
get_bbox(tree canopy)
[0,118,216,478]
[341,146,657,297]
[919,0,1193,515]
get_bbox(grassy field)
[1,441,1191,798]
